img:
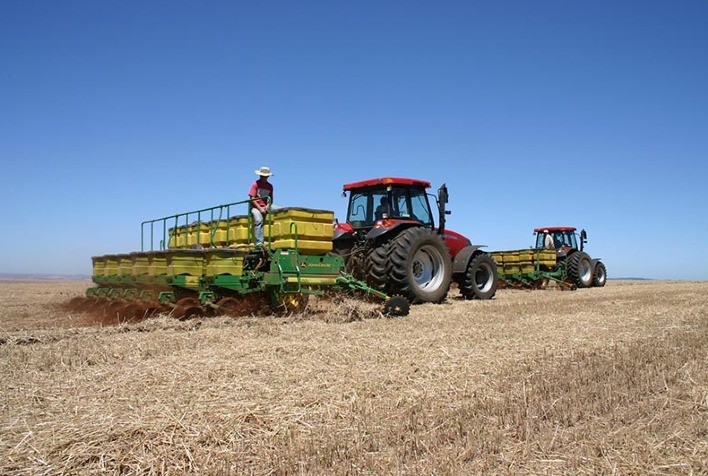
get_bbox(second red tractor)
[533,226,607,288]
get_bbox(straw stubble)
[0,279,705,474]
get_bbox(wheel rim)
[597,267,606,285]
[411,245,445,292]
[474,262,495,293]
[580,259,593,283]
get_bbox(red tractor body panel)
[373,218,421,229]
[440,229,471,258]
[335,222,355,234]
[343,177,431,191]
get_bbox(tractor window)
[552,232,565,248]
[536,231,579,250]
[348,190,389,226]
[371,191,389,221]
[391,190,410,218]
[389,187,432,226]
[347,186,433,227]
[409,188,433,226]
[549,231,578,249]
[535,233,545,249]
[348,192,371,227]
[566,232,578,249]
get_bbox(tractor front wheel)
[592,261,607,287]
[566,251,593,288]
[459,253,498,300]
[388,227,452,303]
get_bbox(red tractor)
[333,177,498,304]
[534,226,607,288]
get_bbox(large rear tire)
[592,261,607,287]
[566,251,593,288]
[365,241,391,292]
[459,253,498,300]
[388,227,452,303]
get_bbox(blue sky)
[1,1,706,279]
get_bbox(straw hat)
[255,166,273,177]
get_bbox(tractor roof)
[343,177,431,191]
[534,226,577,233]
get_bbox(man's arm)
[249,182,270,214]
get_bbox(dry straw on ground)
[0,279,706,474]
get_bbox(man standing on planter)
[249,166,274,246]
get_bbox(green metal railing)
[140,197,273,251]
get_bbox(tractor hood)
[439,228,472,257]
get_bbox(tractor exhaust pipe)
[437,184,450,235]
[580,228,587,251]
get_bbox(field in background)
[0,279,706,474]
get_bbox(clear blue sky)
[1,1,706,279]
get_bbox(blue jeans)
[251,208,265,245]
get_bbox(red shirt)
[249,179,273,210]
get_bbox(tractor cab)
[534,226,588,257]
[336,177,469,258]
[334,177,498,303]
[343,177,435,231]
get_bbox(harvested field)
[0,279,706,474]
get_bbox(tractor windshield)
[392,187,433,225]
[535,230,578,250]
[347,186,433,228]
[562,231,578,249]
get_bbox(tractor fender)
[452,245,487,275]
[365,221,420,242]
[333,222,355,241]
[333,228,353,242]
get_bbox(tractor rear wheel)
[459,253,498,300]
[566,251,593,288]
[388,227,452,303]
[365,241,391,292]
[592,261,607,287]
